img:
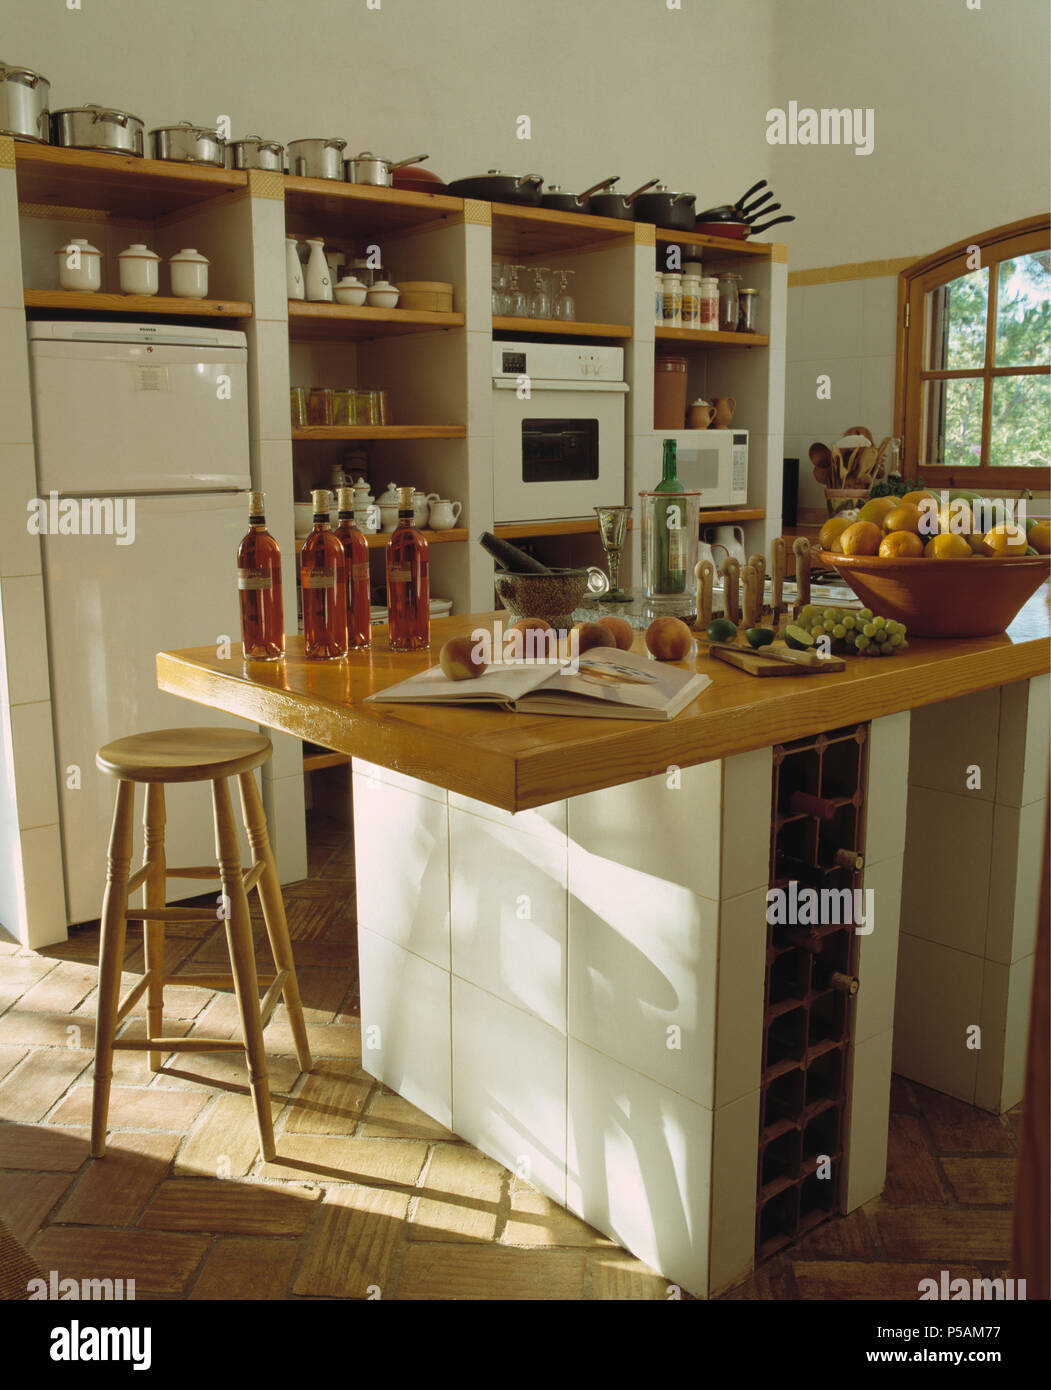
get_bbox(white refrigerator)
[28,321,255,925]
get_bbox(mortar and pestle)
[480,533,609,632]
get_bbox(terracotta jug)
[687,400,715,430]
[712,396,736,428]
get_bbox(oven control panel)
[492,340,625,383]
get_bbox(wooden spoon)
[809,442,833,480]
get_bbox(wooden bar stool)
[91,728,313,1162]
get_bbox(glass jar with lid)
[738,288,759,333]
[717,272,740,332]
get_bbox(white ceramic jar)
[376,481,401,532]
[698,276,719,331]
[117,243,160,296]
[334,276,367,306]
[661,272,682,327]
[413,489,439,528]
[285,236,304,299]
[428,498,462,530]
[169,248,210,299]
[56,237,102,292]
[304,237,332,302]
[366,279,399,309]
[681,274,701,330]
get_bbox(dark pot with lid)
[540,176,618,214]
[633,183,698,231]
[445,170,544,205]
[587,177,660,220]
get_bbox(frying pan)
[392,163,449,194]
[588,177,660,220]
[633,183,697,231]
[697,198,780,225]
[446,170,544,205]
[695,213,795,240]
[541,176,618,214]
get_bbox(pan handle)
[738,190,774,217]
[744,201,780,223]
[577,175,620,201]
[389,154,429,171]
[623,177,661,204]
[515,173,544,190]
[748,214,795,235]
[735,178,767,206]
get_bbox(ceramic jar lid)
[118,242,160,261]
[369,280,397,292]
[376,483,401,506]
[169,247,210,264]
[55,237,100,256]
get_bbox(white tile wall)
[864,710,910,864]
[721,747,773,897]
[16,822,68,950]
[353,756,448,804]
[448,789,566,838]
[899,787,994,957]
[713,887,768,1107]
[8,699,59,830]
[709,1090,761,1295]
[910,689,1001,801]
[997,677,1050,808]
[0,444,41,580]
[260,770,307,888]
[986,799,1048,965]
[893,934,982,1102]
[0,575,52,706]
[0,305,34,444]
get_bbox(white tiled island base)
[353,710,914,1297]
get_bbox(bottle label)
[237,569,272,591]
[351,563,370,583]
[388,567,412,583]
[302,570,336,590]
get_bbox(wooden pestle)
[748,551,766,617]
[793,537,812,615]
[770,537,786,626]
[479,531,552,574]
[742,564,760,627]
[694,559,714,628]
[721,556,741,625]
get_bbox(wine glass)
[554,269,577,321]
[491,261,511,316]
[594,504,632,601]
[530,266,554,320]
[509,264,530,317]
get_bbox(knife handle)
[694,559,714,627]
[721,557,740,625]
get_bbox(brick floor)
[0,810,1024,1301]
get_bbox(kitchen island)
[157,595,1049,1296]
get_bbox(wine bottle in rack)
[789,790,839,821]
[335,487,371,650]
[834,848,864,871]
[237,490,284,661]
[387,486,429,651]
[301,489,348,660]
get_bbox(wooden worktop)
[158,594,1050,812]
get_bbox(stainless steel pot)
[287,138,346,180]
[0,62,50,142]
[230,135,284,171]
[151,121,225,166]
[344,151,428,187]
[51,105,144,156]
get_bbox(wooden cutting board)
[709,646,798,676]
[708,641,847,676]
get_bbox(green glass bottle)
[653,438,686,593]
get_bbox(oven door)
[492,378,627,523]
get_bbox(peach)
[506,616,555,660]
[644,615,694,661]
[571,622,617,653]
[439,635,488,681]
[596,615,634,651]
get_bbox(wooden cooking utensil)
[708,640,846,675]
[829,445,845,487]
[721,556,741,624]
[793,537,812,613]
[693,559,714,628]
[809,442,832,480]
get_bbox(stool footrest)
[164,866,223,880]
[258,970,289,1031]
[126,865,151,894]
[112,1035,245,1055]
[162,972,277,990]
[115,971,152,1024]
[242,861,265,892]
[125,906,217,924]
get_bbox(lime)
[784,625,816,651]
[706,618,738,644]
[745,627,775,649]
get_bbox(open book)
[365,646,711,721]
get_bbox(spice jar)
[661,272,682,327]
[717,272,740,332]
[681,274,701,330]
[738,287,759,333]
[698,277,719,331]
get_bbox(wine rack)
[755,723,867,1262]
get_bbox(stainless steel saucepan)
[51,104,145,156]
[230,135,284,171]
[287,137,347,180]
[151,121,226,166]
[344,151,428,187]
[0,61,50,142]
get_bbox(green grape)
[859,608,873,622]
[899,640,909,652]
[855,634,871,650]
[832,624,846,639]
[887,620,904,636]
[879,643,895,656]
[822,609,837,626]
[862,622,876,638]
[842,614,856,630]
[844,630,857,646]
[888,632,903,647]
[872,616,886,630]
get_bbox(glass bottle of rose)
[386,485,429,651]
[301,488,347,659]
[335,486,371,649]
[237,490,284,660]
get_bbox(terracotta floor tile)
[913,1085,1015,1154]
[282,1059,373,1135]
[0,1171,74,1244]
[889,1073,918,1114]
[884,1114,949,1206]
[30,1226,208,1296]
[0,957,57,1009]
[0,1123,90,1171]
[188,1236,300,1300]
[56,1131,180,1225]
[505,1184,612,1248]
[718,1254,797,1299]
[16,962,98,1015]
[0,1010,96,1050]
[106,1019,194,1085]
[51,1083,208,1132]
[941,1156,1018,1205]
[140,1177,320,1234]
[411,1146,506,1244]
[151,1050,302,1097]
[0,1051,92,1123]
[262,1135,427,1187]
[790,1207,877,1260]
[278,942,356,969]
[357,1090,456,1141]
[876,1208,1013,1262]
[590,1253,669,1299]
[397,1243,587,1300]
[292,967,356,1021]
[0,1046,27,1084]
[264,1018,360,1059]
[285,877,355,902]
[175,1092,280,1178]
[292,1184,409,1298]
[792,1260,985,1300]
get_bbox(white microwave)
[661,430,749,508]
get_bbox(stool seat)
[96,728,273,783]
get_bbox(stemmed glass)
[509,265,530,317]
[594,504,632,601]
[530,267,554,319]
[554,269,577,321]
[491,262,511,316]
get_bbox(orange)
[879,531,925,558]
[818,516,852,552]
[857,496,900,527]
[981,524,1028,557]
[881,502,923,535]
[1027,521,1050,554]
[839,520,883,557]
[924,532,973,559]
[901,490,937,507]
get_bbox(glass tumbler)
[290,387,308,427]
[306,388,334,426]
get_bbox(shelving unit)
[492,316,631,339]
[13,142,248,217]
[492,509,764,540]
[490,203,635,258]
[283,176,463,237]
[292,425,466,441]
[294,528,467,553]
[655,327,768,347]
[23,289,252,317]
[288,301,464,340]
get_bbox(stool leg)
[142,783,166,1071]
[91,779,136,1159]
[238,770,313,1074]
[212,776,276,1162]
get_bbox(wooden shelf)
[287,301,464,340]
[283,177,463,237]
[655,227,776,260]
[656,327,769,347]
[492,509,764,540]
[292,425,465,441]
[23,289,252,317]
[14,143,248,219]
[699,508,765,525]
[490,203,636,258]
[303,750,352,773]
[492,316,631,339]
[295,528,468,553]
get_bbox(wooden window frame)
[894,214,1051,491]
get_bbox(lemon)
[881,502,923,535]
[818,516,852,551]
[879,531,925,558]
[981,524,1028,557]
[839,520,883,557]
[925,532,973,559]
[857,496,901,527]
[901,490,937,507]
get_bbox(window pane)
[988,374,1051,466]
[922,377,985,465]
[995,252,1051,367]
[927,268,988,370]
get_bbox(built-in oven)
[492,341,628,523]
[660,429,749,508]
